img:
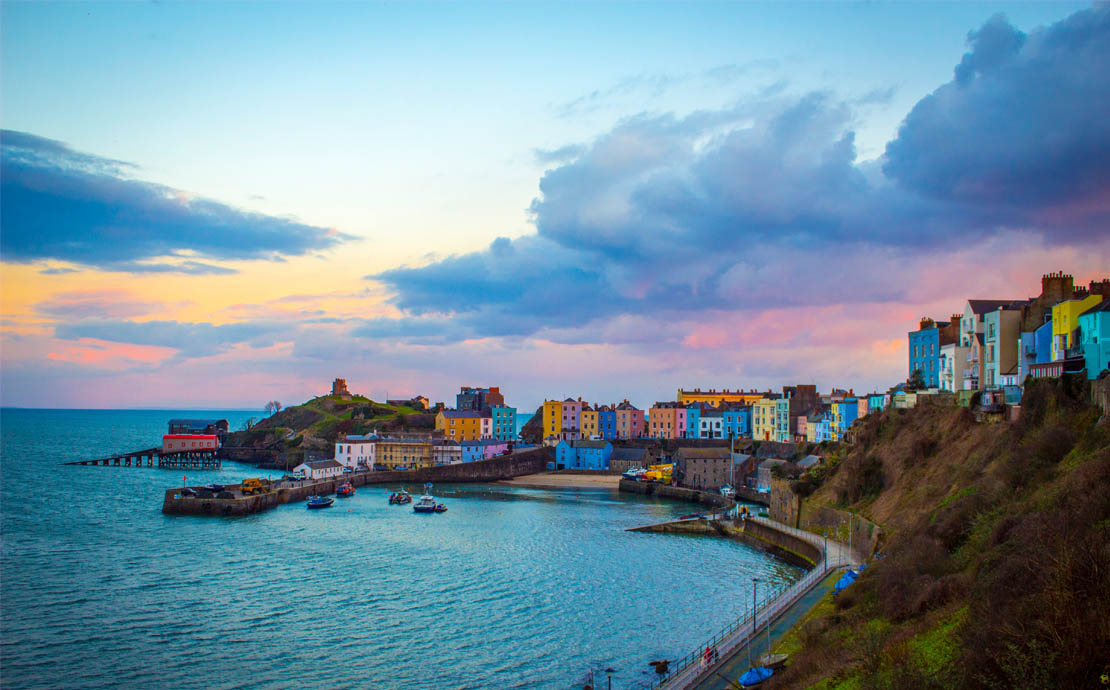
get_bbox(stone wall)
[798,504,882,560]
[627,517,820,569]
[768,478,800,525]
[618,479,733,510]
[164,447,552,516]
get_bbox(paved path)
[645,517,859,690]
[689,570,841,690]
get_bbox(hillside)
[224,394,436,456]
[767,376,1110,690]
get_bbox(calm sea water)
[0,409,800,690]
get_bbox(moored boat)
[434,503,447,513]
[389,490,412,505]
[336,482,354,497]
[413,494,438,513]
[307,495,334,510]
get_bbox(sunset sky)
[2,1,1108,411]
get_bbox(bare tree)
[264,400,283,416]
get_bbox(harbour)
[1,408,804,690]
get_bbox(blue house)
[598,407,617,440]
[723,406,751,439]
[572,440,613,470]
[908,320,943,387]
[461,439,484,463]
[555,440,613,469]
[685,404,702,439]
[1079,300,1110,379]
[488,405,517,441]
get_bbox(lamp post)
[823,530,828,570]
[750,578,761,668]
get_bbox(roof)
[1081,298,1110,316]
[163,434,216,439]
[573,440,611,449]
[967,299,1019,314]
[611,447,647,461]
[441,410,482,419]
[308,460,344,469]
[797,455,822,468]
[674,447,732,460]
[758,458,789,470]
[168,418,227,427]
[344,434,377,441]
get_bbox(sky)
[2,1,1108,412]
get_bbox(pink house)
[615,401,645,439]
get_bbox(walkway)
[642,517,858,690]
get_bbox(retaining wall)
[618,479,734,510]
[628,517,820,570]
[163,447,552,516]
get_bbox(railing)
[634,518,852,690]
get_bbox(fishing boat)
[389,490,412,505]
[336,482,354,497]
[306,495,334,510]
[434,503,447,513]
[413,483,439,513]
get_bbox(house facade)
[752,398,777,441]
[614,401,645,439]
[982,306,1022,389]
[294,459,345,480]
[334,434,376,470]
[675,447,736,492]
[1078,300,1110,379]
[376,439,434,469]
[1052,294,1103,361]
[436,410,484,441]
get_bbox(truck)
[240,478,268,495]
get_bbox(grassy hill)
[766,376,1109,690]
[225,394,435,456]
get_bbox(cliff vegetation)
[768,375,1110,690]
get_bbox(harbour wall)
[163,447,552,516]
[627,517,821,570]
[618,479,735,510]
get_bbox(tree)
[264,400,283,416]
[908,368,926,391]
[241,417,257,431]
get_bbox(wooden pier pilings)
[65,447,221,470]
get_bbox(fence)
[635,517,853,690]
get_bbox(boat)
[306,495,334,510]
[434,503,447,513]
[738,666,773,687]
[389,490,412,505]
[720,484,736,498]
[205,484,225,492]
[758,653,788,670]
[413,494,438,513]
[336,482,354,497]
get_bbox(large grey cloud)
[883,8,1110,230]
[54,319,289,358]
[371,7,1110,343]
[1,130,354,272]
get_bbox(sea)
[0,409,801,690]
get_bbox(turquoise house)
[1079,300,1110,379]
[685,404,702,439]
[723,406,751,438]
[555,440,613,469]
[598,407,617,440]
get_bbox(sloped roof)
[611,447,647,461]
[573,440,611,449]
[441,410,482,418]
[797,455,822,468]
[307,460,344,469]
[1081,298,1110,316]
[967,299,1019,314]
[758,458,788,470]
[674,447,731,460]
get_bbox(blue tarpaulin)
[739,666,773,686]
[834,569,859,593]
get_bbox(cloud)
[882,7,1110,232]
[1,130,355,272]
[369,7,1110,347]
[53,319,290,359]
[35,290,169,319]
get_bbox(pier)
[66,447,221,470]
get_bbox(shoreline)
[496,472,623,490]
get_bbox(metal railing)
[634,518,852,690]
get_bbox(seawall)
[627,517,821,570]
[618,479,735,510]
[163,447,552,516]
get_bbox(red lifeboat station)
[162,434,218,454]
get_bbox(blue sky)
[2,2,1107,410]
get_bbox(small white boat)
[720,484,737,498]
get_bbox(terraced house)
[436,410,483,441]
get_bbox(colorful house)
[1079,300,1110,379]
[1052,294,1104,361]
[542,399,563,446]
[461,439,509,462]
[684,404,702,439]
[699,410,725,439]
[982,305,1023,389]
[752,398,778,441]
[830,398,859,442]
[597,406,617,440]
[676,388,768,407]
[774,397,791,442]
[722,405,751,439]
[806,415,832,443]
[554,440,613,470]
[436,410,483,441]
[580,405,598,439]
[488,405,516,441]
[648,403,683,439]
[614,401,645,439]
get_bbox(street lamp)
[749,578,761,668]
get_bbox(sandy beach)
[497,472,623,490]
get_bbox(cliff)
[766,375,1109,690]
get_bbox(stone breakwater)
[163,448,552,516]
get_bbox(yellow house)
[580,407,598,439]
[752,398,777,441]
[542,400,563,445]
[677,388,766,407]
[435,410,483,441]
[1052,294,1103,361]
[376,439,433,469]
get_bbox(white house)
[334,435,376,470]
[294,459,345,480]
